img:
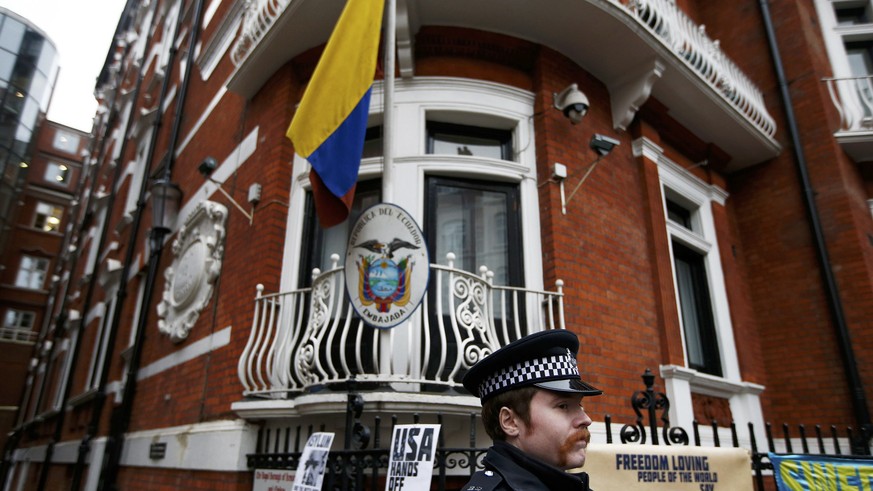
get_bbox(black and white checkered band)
[478,349,580,399]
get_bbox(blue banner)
[770,453,873,490]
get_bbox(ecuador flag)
[287,0,384,227]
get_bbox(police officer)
[460,329,602,491]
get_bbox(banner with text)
[770,453,873,490]
[385,424,441,491]
[291,432,334,491]
[253,469,296,491]
[584,443,753,491]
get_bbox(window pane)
[44,162,69,185]
[672,242,722,376]
[426,122,512,161]
[52,130,81,153]
[836,6,870,25]
[666,199,692,229]
[0,49,14,80]
[34,201,63,231]
[361,126,382,159]
[0,17,25,52]
[3,309,35,329]
[15,255,49,289]
[432,186,507,282]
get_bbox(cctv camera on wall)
[553,83,589,124]
[590,134,620,156]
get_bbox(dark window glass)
[423,176,523,385]
[361,126,382,159]
[666,199,693,229]
[426,122,512,161]
[672,242,722,376]
[836,6,870,25]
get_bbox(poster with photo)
[385,424,441,491]
[291,432,335,491]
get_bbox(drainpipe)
[97,0,207,488]
[758,0,872,448]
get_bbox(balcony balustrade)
[625,0,776,138]
[0,327,38,343]
[824,75,873,132]
[237,253,565,398]
[230,0,290,67]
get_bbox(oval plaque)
[344,203,430,329]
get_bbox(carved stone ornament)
[157,201,228,343]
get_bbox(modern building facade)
[3,0,872,489]
[0,7,70,454]
[0,7,59,260]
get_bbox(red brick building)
[0,118,88,450]
[2,0,871,489]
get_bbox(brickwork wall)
[709,0,873,426]
[116,468,253,491]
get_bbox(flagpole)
[380,0,396,375]
[382,0,395,203]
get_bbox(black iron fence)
[248,370,872,490]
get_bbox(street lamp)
[149,178,182,249]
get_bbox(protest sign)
[385,424,441,491]
[770,453,873,490]
[291,432,334,491]
[584,443,753,490]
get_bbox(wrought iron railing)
[237,253,565,397]
[824,75,873,132]
[624,0,776,138]
[248,370,872,491]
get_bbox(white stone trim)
[633,137,764,431]
[119,419,257,471]
[137,325,231,381]
[661,364,765,442]
[10,420,255,475]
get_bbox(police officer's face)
[508,390,592,469]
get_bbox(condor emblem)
[345,203,429,329]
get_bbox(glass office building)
[0,8,58,256]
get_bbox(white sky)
[0,0,126,132]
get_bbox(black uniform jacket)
[459,441,593,491]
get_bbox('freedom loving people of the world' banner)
[583,443,753,491]
[770,453,873,490]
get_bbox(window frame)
[44,161,70,186]
[15,254,50,290]
[33,201,63,232]
[651,141,740,383]
[282,77,541,294]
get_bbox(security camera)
[553,83,589,124]
[199,156,217,177]
[589,134,620,156]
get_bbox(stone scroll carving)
[157,201,228,343]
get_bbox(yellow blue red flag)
[286,0,384,227]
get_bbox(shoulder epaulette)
[461,469,504,491]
